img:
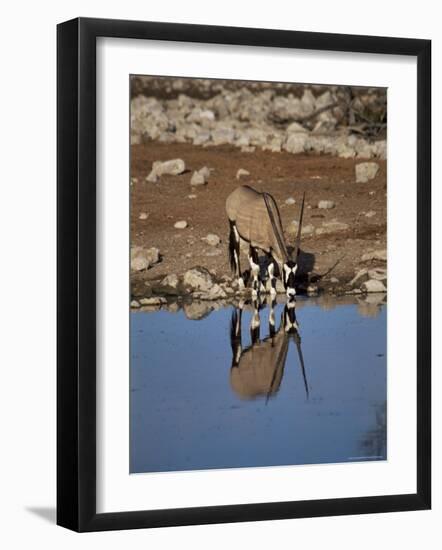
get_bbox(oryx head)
[263,191,305,299]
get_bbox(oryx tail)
[228,219,237,273]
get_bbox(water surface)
[130,295,386,474]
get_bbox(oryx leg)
[284,300,299,333]
[248,245,261,298]
[267,255,278,299]
[268,295,276,339]
[230,307,243,368]
[250,297,261,344]
[228,220,244,289]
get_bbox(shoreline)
[130,292,387,318]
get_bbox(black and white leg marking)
[283,263,298,298]
[268,295,276,338]
[248,246,260,297]
[250,298,261,343]
[267,259,277,298]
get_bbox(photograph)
[129,75,387,474]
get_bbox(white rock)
[174,220,188,229]
[374,140,387,160]
[187,108,215,124]
[315,221,349,235]
[355,162,380,183]
[139,296,167,305]
[318,200,335,209]
[131,257,149,272]
[145,171,158,183]
[193,130,211,146]
[330,277,339,283]
[284,133,308,154]
[202,233,221,246]
[365,210,376,218]
[315,90,335,110]
[236,168,250,179]
[156,158,186,175]
[190,166,211,186]
[302,89,316,110]
[130,300,140,308]
[211,127,235,145]
[361,249,387,262]
[361,279,387,293]
[146,158,186,182]
[138,212,148,220]
[285,197,296,205]
[286,122,307,133]
[302,224,315,237]
[183,267,214,292]
[338,145,356,159]
[172,80,184,91]
[161,274,179,288]
[236,134,250,147]
[190,171,205,186]
[194,283,227,300]
[130,246,160,271]
[188,194,197,199]
[263,138,282,153]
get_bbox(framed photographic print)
[57,17,431,532]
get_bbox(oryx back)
[226,185,287,263]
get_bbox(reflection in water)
[230,299,308,401]
[130,295,387,474]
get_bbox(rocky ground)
[129,78,387,307]
[130,76,387,158]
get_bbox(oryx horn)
[294,333,309,399]
[263,192,289,262]
[292,192,305,261]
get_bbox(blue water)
[130,296,386,474]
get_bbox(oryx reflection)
[229,298,308,401]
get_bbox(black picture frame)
[57,17,431,532]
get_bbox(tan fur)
[226,185,288,266]
[230,330,288,400]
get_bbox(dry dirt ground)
[130,142,386,298]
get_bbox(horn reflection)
[229,297,309,401]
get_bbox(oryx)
[229,299,308,401]
[226,185,305,299]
